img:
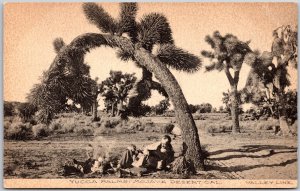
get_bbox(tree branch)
[224,65,234,86]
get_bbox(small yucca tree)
[201,31,252,133]
[100,70,137,117]
[48,2,204,169]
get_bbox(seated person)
[141,135,175,170]
[117,135,175,175]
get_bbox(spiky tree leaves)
[53,38,66,53]
[272,25,298,67]
[138,13,174,51]
[156,44,201,73]
[202,31,252,133]
[118,3,138,40]
[27,36,100,123]
[83,3,118,34]
[81,3,202,116]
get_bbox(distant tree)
[202,31,252,133]
[4,101,14,116]
[219,106,225,113]
[151,98,170,115]
[189,103,213,113]
[244,25,297,135]
[188,104,198,113]
[212,107,217,113]
[17,102,37,122]
[197,103,212,113]
[101,70,137,117]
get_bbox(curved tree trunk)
[52,33,204,169]
[230,85,240,133]
[134,48,204,170]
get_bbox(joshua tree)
[244,25,297,135]
[47,2,204,169]
[201,32,252,133]
[27,38,96,123]
[100,70,137,117]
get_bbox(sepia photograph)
[3,1,298,188]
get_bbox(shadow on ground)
[205,145,297,173]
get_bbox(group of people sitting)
[63,135,176,177]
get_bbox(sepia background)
[3,2,298,187]
[4,2,297,108]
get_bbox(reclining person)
[117,135,175,177]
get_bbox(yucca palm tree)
[100,70,137,117]
[244,25,297,135]
[201,32,252,133]
[27,38,96,123]
[47,2,204,169]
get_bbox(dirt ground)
[4,118,298,179]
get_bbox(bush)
[4,101,14,116]
[92,122,101,128]
[205,121,232,134]
[128,120,143,131]
[160,123,174,134]
[58,118,76,133]
[32,124,49,138]
[99,117,122,129]
[93,127,114,135]
[4,121,12,130]
[5,122,32,140]
[290,120,297,135]
[74,126,94,135]
[49,120,62,131]
[143,122,157,132]
[205,124,225,134]
[255,119,278,131]
[193,115,206,120]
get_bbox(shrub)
[58,118,76,133]
[74,126,94,135]
[49,120,62,131]
[5,122,32,140]
[290,120,297,135]
[143,122,157,132]
[128,120,143,131]
[160,123,174,134]
[255,119,278,131]
[99,117,120,129]
[4,101,14,116]
[32,124,49,138]
[205,124,224,134]
[93,127,114,135]
[205,121,231,134]
[4,121,11,130]
[193,115,206,120]
[92,122,101,128]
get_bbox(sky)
[4,2,298,108]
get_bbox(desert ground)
[4,113,297,179]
